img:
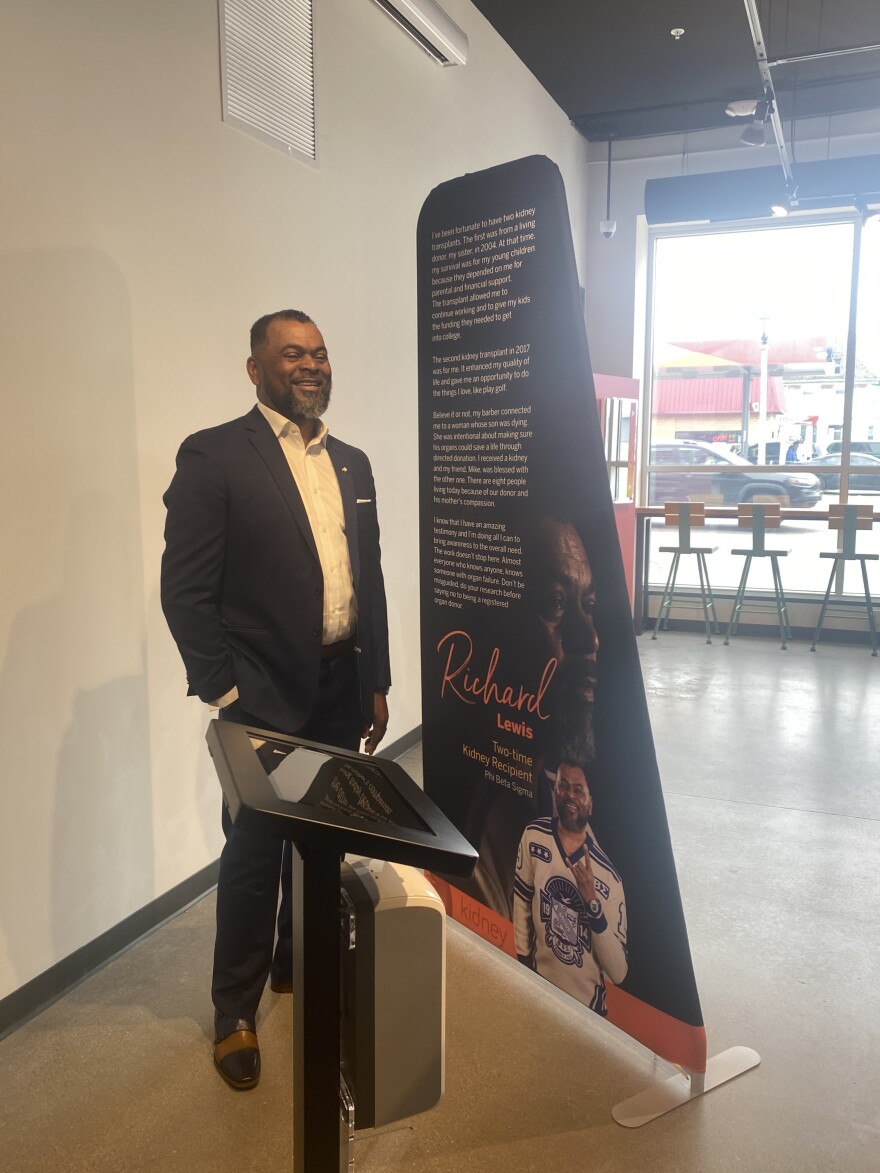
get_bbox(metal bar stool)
[811,504,878,656]
[652,501,720,643]
[724,501,792,649]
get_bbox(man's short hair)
[555,761,588,786]
[250,309,314,354]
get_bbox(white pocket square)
[356,498,372,504]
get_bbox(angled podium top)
[206,719,478,877]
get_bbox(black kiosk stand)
[206,720,478,1172]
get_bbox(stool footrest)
[819,552,879,561]
[811,553,878,655]
[653,547,720,643]
[724,550,791,649]
[658,545,717,554]
[730,547,790,557]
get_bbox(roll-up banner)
[417,156,707,1072]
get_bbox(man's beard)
[287,379,331,420]
[549,668,597,770]
[557,805,590,834]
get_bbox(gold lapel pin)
[341,466,348,472]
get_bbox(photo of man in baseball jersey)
[513,761,627,1016]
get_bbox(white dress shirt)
[210,401,356,709]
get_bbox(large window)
[643,216,880,600]
[849,214,880,595]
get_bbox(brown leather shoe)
[214,1015,260,1090]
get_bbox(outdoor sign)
[417,155,707,1070]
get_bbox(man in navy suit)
[161,309,391,1089]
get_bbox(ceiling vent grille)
[219,0,316,162]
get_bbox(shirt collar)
[256,400,329,451]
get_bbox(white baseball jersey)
[513,817,627,1015]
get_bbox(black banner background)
[417,156,704,1055]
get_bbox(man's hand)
[568,853,597,905]
[362,692,389,755]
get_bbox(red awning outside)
[671,336,829,366]
[653,375,786,415]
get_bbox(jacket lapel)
[327,439,360,595]
[244,406,320,564]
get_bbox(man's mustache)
[559,659,598,691]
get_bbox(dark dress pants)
[212,650,362,1020]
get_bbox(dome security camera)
[599,219,617,239]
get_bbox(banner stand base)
[612,1046,760,1128]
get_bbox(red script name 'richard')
[436,629,555,718]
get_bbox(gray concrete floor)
[2,633,878,1172]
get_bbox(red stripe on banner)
[426,875,707,1073]
[605,985,707,1073]
[426,873,517,958]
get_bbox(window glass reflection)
[645,220,880,601]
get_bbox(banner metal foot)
[612,1046,760,1128]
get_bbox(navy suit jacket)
[161,405,390,732]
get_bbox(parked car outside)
[826,440,880,458]
[648,441,823,506]
[799,451,880,491]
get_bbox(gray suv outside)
[826,440,880,458]
[648,441,822,507]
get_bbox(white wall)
[0,0,590,998]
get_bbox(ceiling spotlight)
[740,122,768,146]
[670,27,685,39]
[725,98,759,118]
[740,100,770,146]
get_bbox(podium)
[206,720,478,1172]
